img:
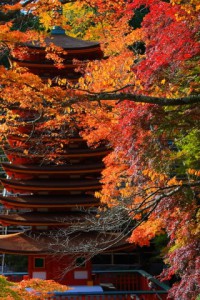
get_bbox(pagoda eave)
[0,195,99,209]
[7,134,83,143]
[4,147,110,163]
[11,60,78,69]
[2,162,104,176]
[0,231,132,255]
[0,178,101,194]
[0,211,91,226]
[0,232,50,255]
[20,34,102,52]
[4,145,109,157]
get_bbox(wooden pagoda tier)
[0,178,101,194]
[4,140,110,165]
[11,33,103,79]
[0,195,99,209]
[1,162,104,179]
[0,211,94,227]
[4,142,108,157]
[6,134,86,149]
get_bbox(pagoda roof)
[4,145,109,158]
[7,134,83,143]
[2,162,104,175]
[0,211,91,226]
[0,195,99,208]
[26,34,100,50]
[0,231,133,255]
[3,146,109,165]
[0,178,101,193]
[0,232,48,254]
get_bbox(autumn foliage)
[0,0,200,299]
[0,275,68,299]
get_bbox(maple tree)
[0,275,68,299]
[0,0,200,299]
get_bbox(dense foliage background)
[0,1,199,299]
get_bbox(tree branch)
[66,93,200,107]
[21,0,77,7]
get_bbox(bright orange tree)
[0,275,68,299]
[0,1,200,299]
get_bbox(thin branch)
[73,84,134,95]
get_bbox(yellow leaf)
[161,79,166,85]
[23,149,28,155]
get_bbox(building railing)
[52,290,168,300]
[0,272,28,282]
[1,270,170,300]
[92,270,169,297]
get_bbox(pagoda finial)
[51,2,65,35]
[51,26,65,35]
